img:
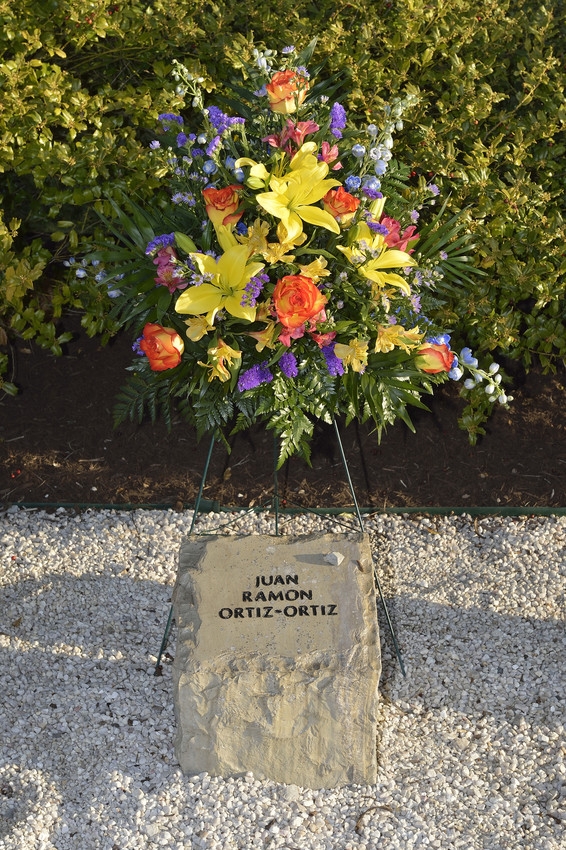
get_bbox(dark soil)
[1,313,565,510]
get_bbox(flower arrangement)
[88,41,510,465]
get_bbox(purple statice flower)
[158,113,184,126]
[206,135,222,157]
[322,343,344,377]
[145,233,175,255]
[191,148,204,157]
[428,183,440,196]
[240,273,268,308]
[410,209,420,222]
[362,186,383,201]
[329,102,347,139]
[176,132,188,147]
[238,362,273,391]
[132,337,145,355]
[279,351,298,378]
[366,219,389,236]
[206,106,246,135]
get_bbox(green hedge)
[1,0,564,400]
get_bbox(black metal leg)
[154,434,216,675]
[332,418,406,677]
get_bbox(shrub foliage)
[1,0,564,419]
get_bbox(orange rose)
[414,343,455,374]
[272,275,327,330]
[266,70,309,115]
[202,185,242,228]
[139,323,184,371]
[322,187,360,227]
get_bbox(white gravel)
[1,505,565,849]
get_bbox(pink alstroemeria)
[381,216,420,253]
[318,140,342,171]
[310,329,337,348]
[263,119,319,155]
[153,247,188,293]
[278,324,306,347]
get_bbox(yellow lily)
[198,338,242,382]
[262,221,307,263]
[175,244,265,324]
[334,338,368,373]
[247,320,279,352]
[298,256,331,283]
[236,218,270,256]
[374,324,424,354]
[338,222,416,296]
[255,145,341,242]
[233,157,271,190]
[184,316,215,342]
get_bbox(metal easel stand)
[332,418,406,677]
[154,421,405,677]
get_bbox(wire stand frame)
[154,421,405,676]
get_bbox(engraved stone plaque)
[172,533,381,788]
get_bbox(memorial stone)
[172,532,381,788]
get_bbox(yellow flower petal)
[296,204,340,234]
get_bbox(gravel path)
[1,506,564,849]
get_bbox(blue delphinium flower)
[202,160,218,176]
[362,177,382,200]
[460,347,479,367]
[427,333,451,347]
[344,175,362,192]
[238,362,273,391]
[448,356,463,380]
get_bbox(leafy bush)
[0,0,564,431]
